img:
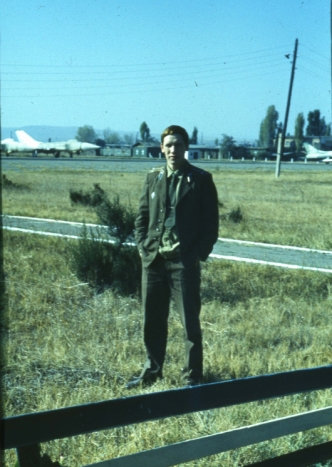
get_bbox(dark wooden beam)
[2,365,332,450]
[245,440,332,467]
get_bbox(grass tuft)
[2,174,30,190]
[69,183,106,207]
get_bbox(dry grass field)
[2,166,332,466]
[3,166,332,249]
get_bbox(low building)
[186,145,220,160]
[273,135,332,151]
[131,142,163,158]
[310,136,332,150]
[101,144,132,157]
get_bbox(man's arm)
[197,173,219,261]
[135,175,150,253]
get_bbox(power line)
[300,42,330,61]
[1,44,291,69]
[2,52,293,98]
[2,59,290,86]
[297,54,331,73]
[2,64,292,96]
[297,65,331,83]
[2,42,329,100]
[1,52,289,79]
[1,68,295,98]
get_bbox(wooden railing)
[2,365,332,467]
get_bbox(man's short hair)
[161,125,189,149]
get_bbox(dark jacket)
[135,160,219,268]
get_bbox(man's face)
[161,134,187,171]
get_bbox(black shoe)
[125,373,161,389]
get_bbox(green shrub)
[69,183,106,207]
[2,174,29,190]
[96,194,136,244]
[69,193,140,295]
[69,226,141,295]
[220,206,243,223]
[228,207,243,223]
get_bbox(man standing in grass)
[126,125,219,388]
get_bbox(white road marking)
[2,214,101,228]
[218,237,332,255]
[3,226,135,246]
[3,226,93,241]
[3,215,331,273]
[210,253,332,274]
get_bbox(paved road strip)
[2,215,332,273]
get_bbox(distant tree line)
[257,106,331,155]
[75,110,331,158]
[75,121,161,148]
[75,125,135,147]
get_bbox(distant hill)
[1,126,80,142]
[1,125,141,143]
[1,125,221,145]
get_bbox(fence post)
[16,444,42,467]
[16,443,62,467]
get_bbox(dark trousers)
[141,254,202,381]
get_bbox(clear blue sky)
[1,0,331,143]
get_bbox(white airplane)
[1,137,38,156]
[303,143,332,163]
[15,130,100,158]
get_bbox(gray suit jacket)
[135,160,219,268]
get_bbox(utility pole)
[275,38,298,178]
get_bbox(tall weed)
[69,227,140,295]
[69,183,106,207]
[69,193,140,294]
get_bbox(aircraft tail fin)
[16,130,40,147]
[303,143,317,154]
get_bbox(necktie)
[165,173,177,228]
